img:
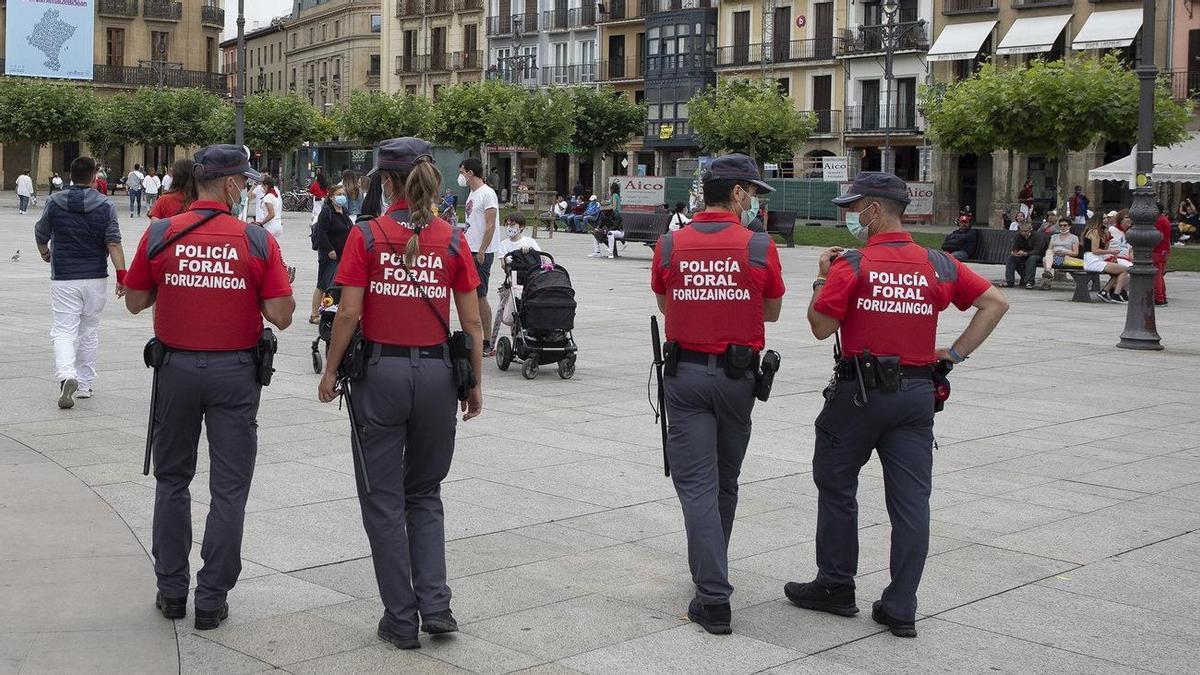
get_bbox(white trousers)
[50,278,107,389]
[311,197,324,224]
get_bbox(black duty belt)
[835,359,933,381]
[678,348,733,367]
[376,343,448,359]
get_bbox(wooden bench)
[619,212,672,248]
[766,211,797,248]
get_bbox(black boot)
[378,617,421,649]
[421,609,459,635]
[784,580,859,617]
[872,600,917,638]
[154,592,186,620]
[194,602,229,631]
[687,597,732,635]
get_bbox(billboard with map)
[4,0,94,80]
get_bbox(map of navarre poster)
[4,0,94,81]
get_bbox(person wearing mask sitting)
[571,195,600,236]
[1005,220,1046,289]
[1042,217,1082,280]
[941,218,978,262]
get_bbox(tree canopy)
[0,78,92,146]
[333,90,433,145]
[689,78,816,165]
[125,87,226,149]
[430,80,522,152]
[569,87,645,157]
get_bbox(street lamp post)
[496,15,537,85]
[235,0,246,146]
[1118,0,1163,349]
[877,0,924,176]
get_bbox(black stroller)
[495,251,578,380]
[310,285,341,373]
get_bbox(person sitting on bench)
[569,195,600,233]
[1005,220,1045,288]
[942,218,979,261]
[1042,217,1082,278]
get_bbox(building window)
[776,77,790,97]
[291,33,297,49]
[150,31,169,59]
[406,85,418,96]
[369,54,381,76]
[322,24,327,41]
[309,27,314,44]
[335,20,340,38]
[371,14,382,33]
[106,28,125,67]
[207,37,217,72]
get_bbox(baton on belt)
[340,380,372,495]
[651,316,670,477]
[143,367,158,476]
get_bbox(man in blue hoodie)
[35,156,127,408]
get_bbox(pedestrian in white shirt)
[251,175,294,282]
[126,164,146,217]
[458,157,501,355]
[15,169,34,214]
[142,171,161,210]
[492,213,541,345]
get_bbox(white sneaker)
[76,388,93,399]
[1180,234,1191,241]
[606,254,613,259]
[1175,242,1187,247]
[587,251,602,257]
[58,378,78,409]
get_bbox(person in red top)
[650,153,785,635]
[148,158,196,220]
[309,167,329,224]
[123,144,295,631]
[317,138,483,650]
[1154,204,1172,305]
[784,172,1008,638]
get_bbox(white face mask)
[506,226,521,239]
[457,173,469,188]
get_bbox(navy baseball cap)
[701,153,775,193]
[194,144,261,182]
[367,137,434,176]
[832,171,910,206]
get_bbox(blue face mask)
[845,209,869,241]
[740,195,760,226]
[333,195,349,209]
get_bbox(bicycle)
[282,190,313,212]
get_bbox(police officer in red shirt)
[651,153,786,635]
[784,172,1008,637]
[124,144,295,630]
[317,138,484,650]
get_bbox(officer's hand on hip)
[461,385,482,421]
[819,247,845,276]
[318,372,340,403]
[474,252,484,265]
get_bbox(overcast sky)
[222,0,296,39]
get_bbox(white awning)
[927,21,997,62]
[996,15,1071,55]
[1072,9,1143,50]
[1088,135,1200,185]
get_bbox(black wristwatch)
[812,277,827,291]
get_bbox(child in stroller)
[492,215,577,379]
[309,286,341,373]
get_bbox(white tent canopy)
[928,21,997,62]
[1072,8,1143,50]
[1088,135,1200,184]
[996,14,1071,55]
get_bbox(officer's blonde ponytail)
[403,159,441,268]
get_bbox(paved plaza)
[3,200,1200,674]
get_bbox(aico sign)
[611,176,666,211]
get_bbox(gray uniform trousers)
[350,346,458,635]
[151,350,261,610]
[664,358,757,604]
[813,377,935,622]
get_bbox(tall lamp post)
[235,0,246,146]
[877,0,924,176]
[1118,0,1163,350]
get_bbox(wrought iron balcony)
[544,8,570,31]
[805,109,841,136]
[600,56,646,80]
[455,50,484,70]
[570,5,597,27]
[716,37,843,67]
[426,0,453,15]
[598,0,645,22]
[839,22,928,56]
[541,63,599,85]
[458,0,483,10]
[93,63,226,93]
[143,0,182,21]
[201,2,225,27]
[394,53,452,74]
[486,15,512,36]
[1013,0,1072,7]
[942,0,997,14]
[98,0,139,19]
[1166,70,1200,102]
[642,0,712,13]
[844,104,919,134]
[396,0,423,17]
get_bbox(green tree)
[126,87,226,150]
[333,90,432,145]
[486,87,577,207]
[689,78,815,165]
[82,93,136,167]
[0,78,92,179]
[569,86,645,192]
[430,80,522,153]
[244,93,331,156]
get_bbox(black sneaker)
[194,602,229,631]
[1097,290,1116,303]
[154,592,186,620]
[1024,282,1035,289]
[421,609,459,635]
[1155,300,1169,306]
[1113,292,1128,304]
[1119,290,1130,302]
[687,597,732,635]
[783,580,859,617]
[378,617,420,649]
[872,600,917,638]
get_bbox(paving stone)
[286,642,469,674]
[219,573,354,627]
[1037,557,1200,621]
[558,623,803,674]
[207,611,377,666]
[1072,456,1200,494]
[177,633,276,674]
